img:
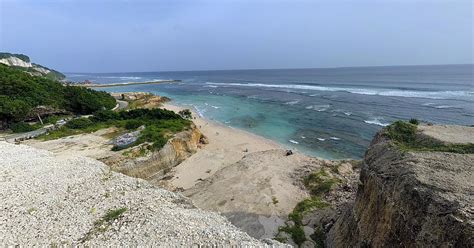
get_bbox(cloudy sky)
[1,0,472,72]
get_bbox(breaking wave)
[205,82,472,100]
[289,140,299,144]
[305,104,330,111]
[364,118,390,127]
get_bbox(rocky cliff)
[106,124,205,182]
[0,52,65,80]
[327,124,473,247]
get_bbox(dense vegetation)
[40,109,191,151]
[0,64,115,128]
[32,63,66,80]
[386,120,473,154]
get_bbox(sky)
[0,0,472,73]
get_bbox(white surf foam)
[205,82,472,100]
[98,76,142,80]
[305,104,330,112]
[364,118,390,127]
[289,140,299,144]
[285,100,300,105]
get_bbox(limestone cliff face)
[0,56,33,68]
[110,125,204,180]
[327,128,473,247]
[0,52,65,80]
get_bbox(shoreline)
[161,101,290,190]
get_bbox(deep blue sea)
[66,65,474,159]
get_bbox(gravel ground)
[0,141,281,246]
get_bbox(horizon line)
[64,63,473,74]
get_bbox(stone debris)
[110,130,141,148]
[0,141,284,246]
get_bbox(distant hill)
[0,52,66,81]
[0,64,116,129]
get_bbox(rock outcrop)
[327,125,474,247]
[107,124,204,181]
[0,141,277,246]
[0,52,65,80]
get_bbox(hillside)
[0,141,281,246]
[0,52,65,80]
[0,64,115,129]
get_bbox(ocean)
[66,64,474,159]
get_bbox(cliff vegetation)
[0,64,115,129]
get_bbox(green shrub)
[150,135,168,150]
[409,118,419,125]
[386,121,417,145]
[92,110,120,122]
[65,118,93,129]
[178,109,192,119]
[10,122,35,133]
[124,119,142,130]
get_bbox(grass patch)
[277,170,335,246]
[98,208,127,225]
[80,207,127,242]
[279,225,306,246]
[303,170,340,196]
[386,121,474,154]
[289,197,330,225]
[278,197,330,246]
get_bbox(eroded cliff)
[327,124,473,247]
[106,124,205,181]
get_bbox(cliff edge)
[327,124,473,247]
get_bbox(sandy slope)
[161,103,286,190]
[161,103,335,239]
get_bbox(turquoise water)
[67,65,474,159]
